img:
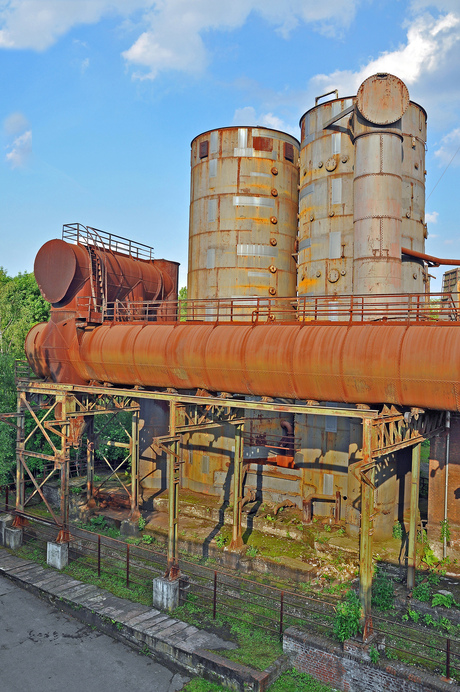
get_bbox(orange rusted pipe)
[402,247,460,267]
[25,320,460,411]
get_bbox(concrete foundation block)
[0,514,13,546]
[120,520,140,537]
[5,527,23,549]
[47,541,69,570]
[152,576,180,612]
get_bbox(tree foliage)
[0,268,50,483]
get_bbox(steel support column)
[15,392,25,513]
[130,408,140,521]
[407,442,421,589]
[166,402,180,579]
[359,419,375,639]
[56,394,71,542]
[86,414,94,505]
[230,422,244,551]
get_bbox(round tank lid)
[34,238,77,303]
[357,73,409,125]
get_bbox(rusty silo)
[297,74,427,298]
[298,93,356,297]
[188,127,299,304]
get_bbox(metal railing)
[93,293,459,325]
[1,490,459,681]
[63,223,155,261]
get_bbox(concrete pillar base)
[5,527,23,549]
[47,541,69,570]
[152,576,179,612]
[0,514,13,546]
[120,519,140,537]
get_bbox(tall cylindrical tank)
[353,74,409,295]
[297,75,427,297]
[188,127,299,303]
[298,96,355,297]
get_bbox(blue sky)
[1,0,459,290]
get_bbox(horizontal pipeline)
[26,320,460,412]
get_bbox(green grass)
[173,594,282,670]
[182,670,334,691]
[15,539,152,605]
[269,669,334,691]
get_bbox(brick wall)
[283,627,454,692]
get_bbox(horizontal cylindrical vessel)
[34,238,177,306]
[26,320,460,412]
[189,127,299,305]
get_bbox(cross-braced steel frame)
[2,368,447,640]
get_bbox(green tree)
[178,285,187,321]
[0,271,50,357]
[0,270,50,483]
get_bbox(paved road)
[0,575,189,692]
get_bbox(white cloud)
[232,106,295,136]
[81,57,90,73]
[3,111,29,135]
[122,1,360,79]
[0,1,151,51]
[0,1,360,77]
[434,127,460,166]
[425,211,439,223]
[308,12,460,99]
[5,129,32,168]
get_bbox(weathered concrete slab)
[0,546,278,691]
[156,620,190,640]
[125,609,160,627]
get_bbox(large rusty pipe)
[26,320,460,412]
[402,247,460,267]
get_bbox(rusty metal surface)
[298,75,427,298]
[298,96,355,297]
[25,318,460,411]
[35,240,90,304]
[34,238,178,312]
[357,73,410,125]
[353,130,403,294]
[188,127,299,308]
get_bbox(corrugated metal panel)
[207,248,216,269]
[325,416,337,432]
[332,133,341,154]
[299,184,315,200]
[299,238,311,251]
[323,473,334,495]
[208,199,217,222]
[233,196,275,208]
[331,178,342,205]
[329,232,342,259]
[237,244,278,257]
[210,131,218,153]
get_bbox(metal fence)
[1,488,460,681]
[72,292,459,326]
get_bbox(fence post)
[126,544,130,588]
[279,590,284,639]
[446,638,451,680]
[97,534,101,578]
[213,571,217,619]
